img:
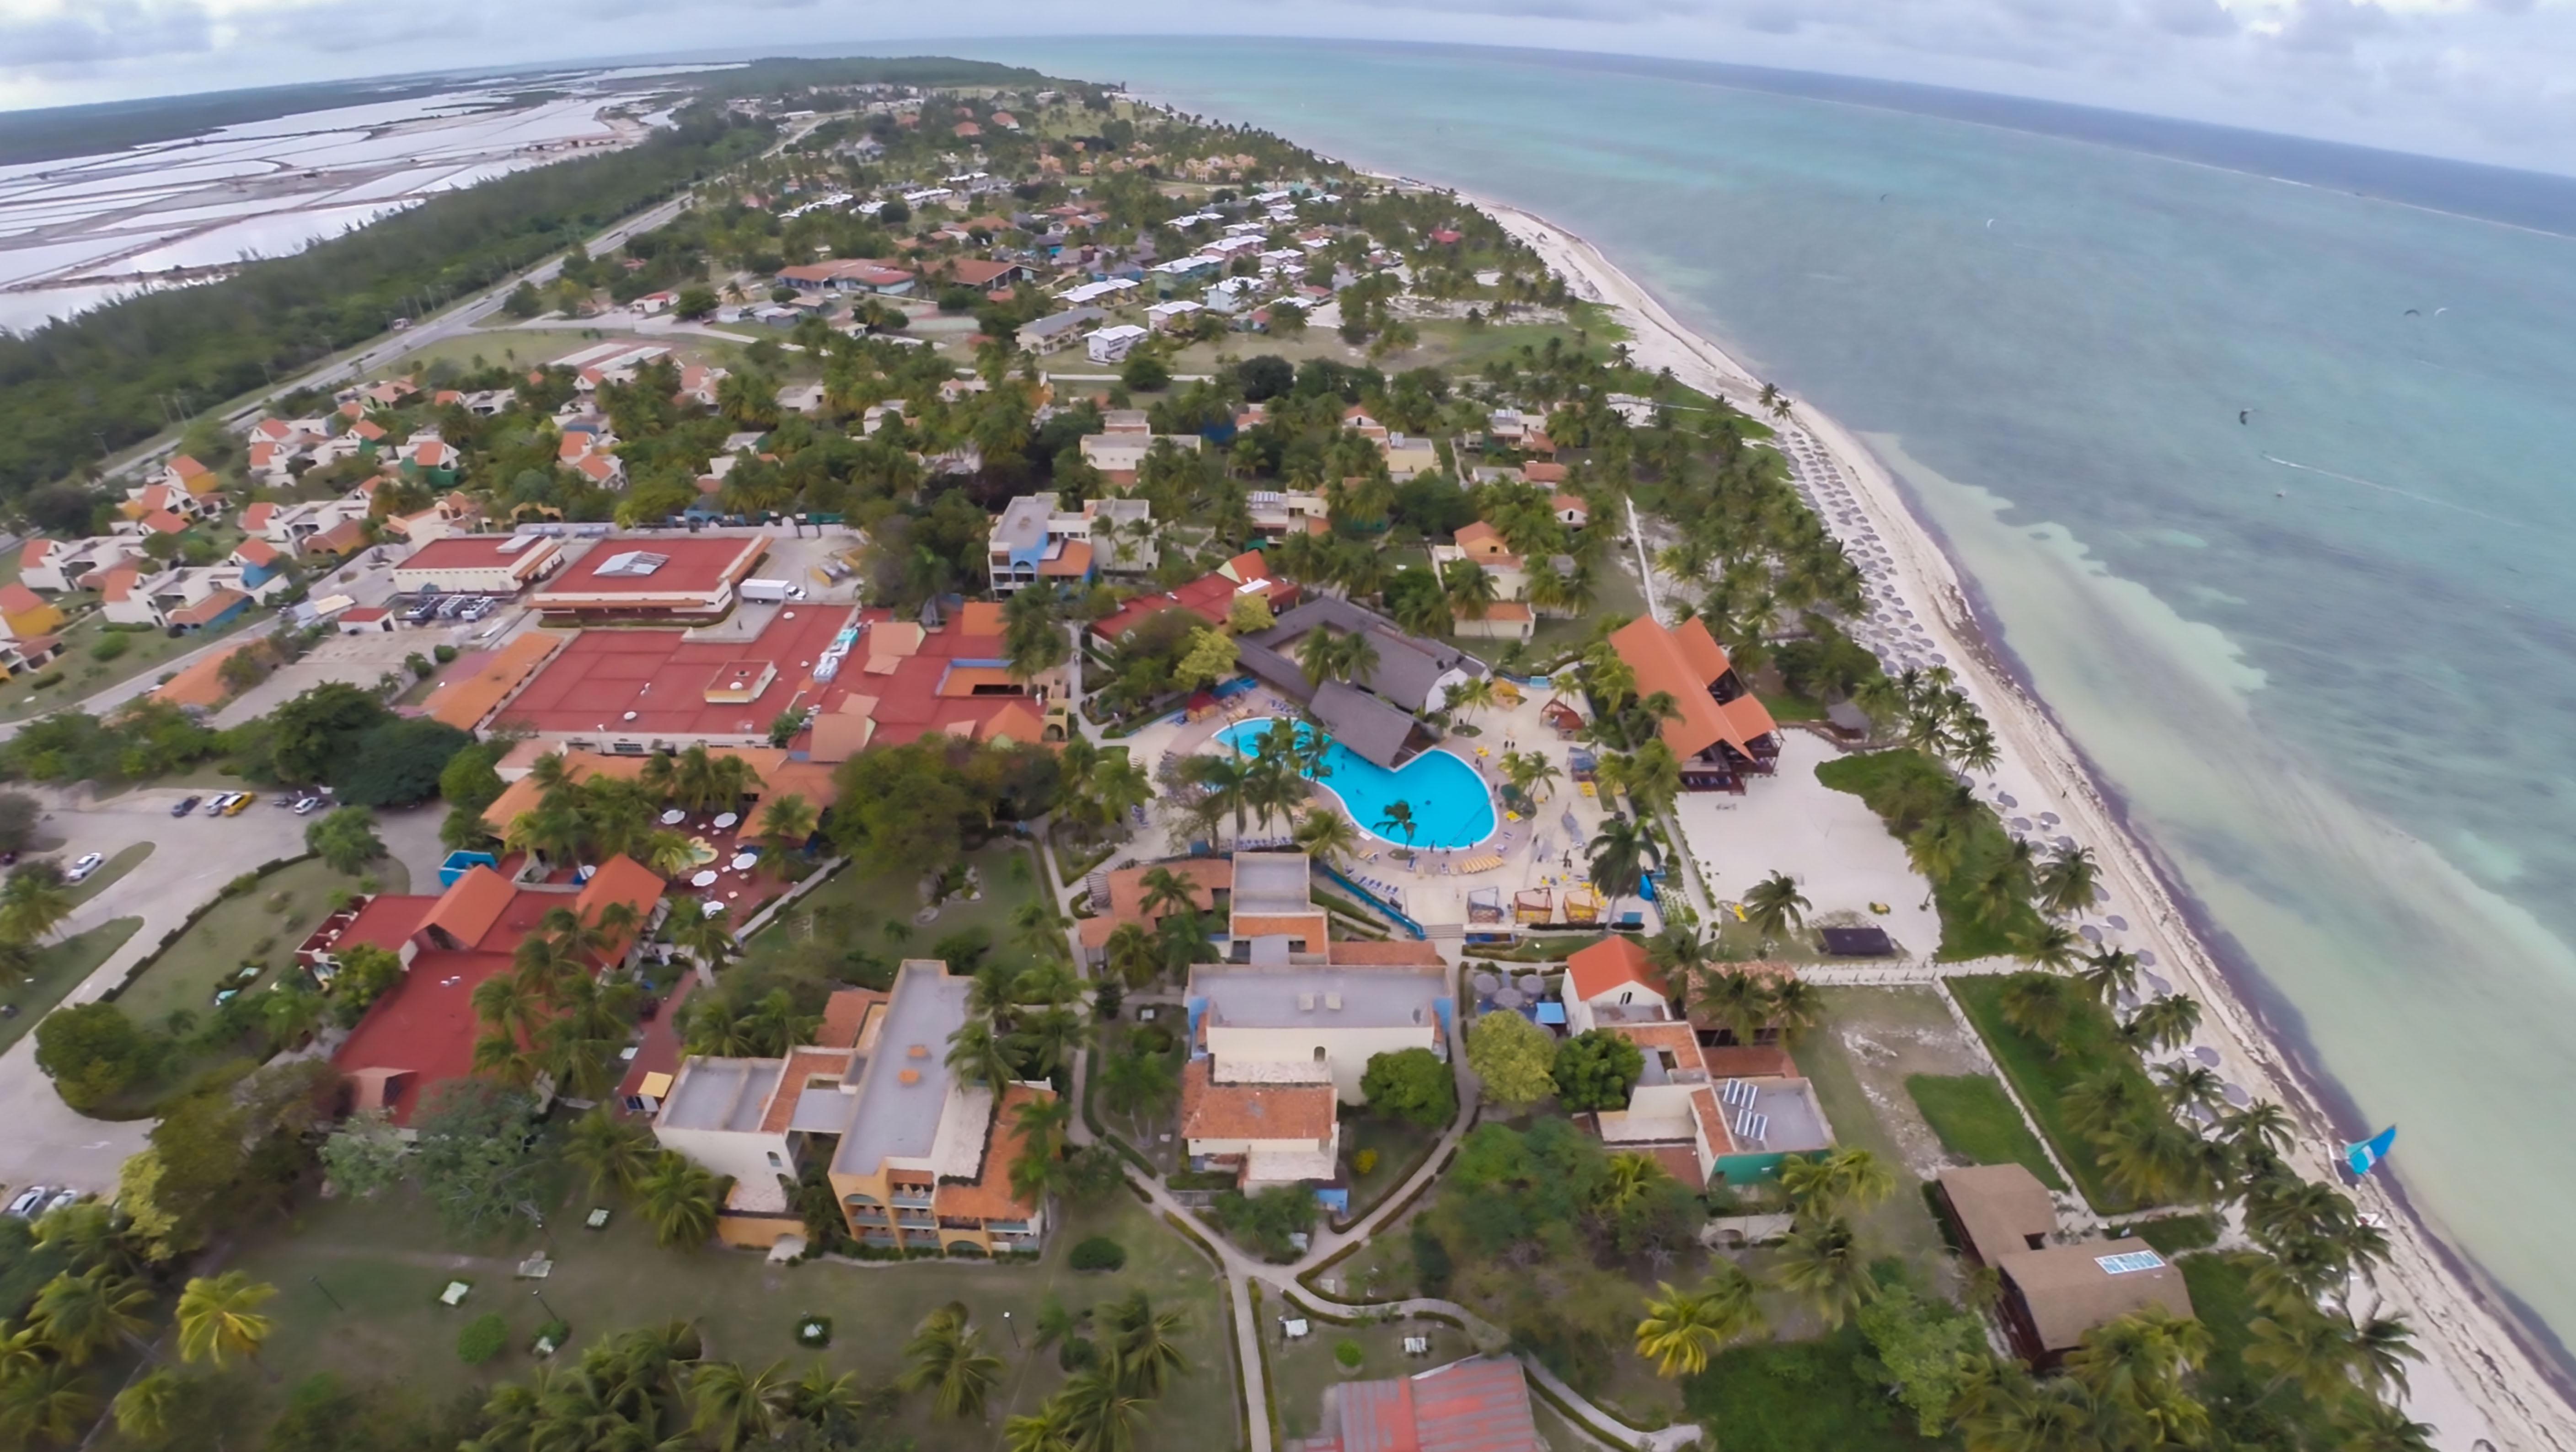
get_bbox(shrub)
[92,634,130,662]
[1334,1339,1364,1369]
[1070,1236,1127,1272]
[434,644,459,664]
[30,671,62,689]
[456,1313,509,1365]
[1352,1149,1380,1176]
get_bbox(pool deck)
[1110,685,1658,934]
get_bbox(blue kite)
[2345,1125,2397,1179]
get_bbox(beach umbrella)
[1996,793,2018,808]
[2039,812,2061,827]
[2222,1082,2251,1108]
[2193,1045,2221,1067]
[1516,974,1546,995]
[2010,818,2032,831]
[2079,924,2103,943]
[2144,972,2172,994]
[2105,915,2129,931]
[1472,971,1501,994]
[1494,988,1526,1010]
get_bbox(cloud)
[0,0,214,70]
[2140,0,2239,37]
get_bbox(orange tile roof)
[1039,539,1093,577]
[166,588,244,626]
[1566,934,1666,1002]
[1181,1059,1336,1142]
[142,510,188,536]
[955,600,1006,635]
[421,866,516,948]
[573,853,666,960]
[1097,858,1232,929]
[937,666,1021,698]
[427,631,566,731]
[1607,615,1775,762]
[762,1047,857,1134]
[1690,1086,1735,1159]
[1326,939,1446,966]
[975,702,1048,745]
[1232,912,1328,940]
[0,583,46,616]
[1610,1021,1700,1060]
[234,539,280,568]
[933,1083,1051,1222]
[817,987,886,1051]
[150,643,260,708]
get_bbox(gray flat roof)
[830,962,970,1176]
[1196,966,1448,1030]
[1231,852,1314,915]
[661,1057,783,1134]
[992,496,1052,553]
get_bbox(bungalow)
[121,481,212,523]
[0,584,65,642]
[154,455,222,502]
[1607,615,1780,793]
[1146,300,1204,333]
[775,259,915,295]
[20,537,145,595]
[1060,278,1140,306]
[1019,307,1104,355]
[919,258,1029,294]
[1232,596,1488,768]
[1078,429,1200,480]
[1933,1165,2195,1369]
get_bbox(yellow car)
[224,793,256,816]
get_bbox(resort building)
[1933,1164,2195,1368]
[1550,938,1833,1186]
[648,964,1054,1253]
[987,495,1097,596]
[1088,552,1298,645]
[1076,853,1445,970]
[530,535,770,621]
[1188,960,1451,1104]
[477,600,1066,755]
[1078,429,1202,482]
[1607,615,1781,793]
[1233,596,1489,769]
[390,533,565,596]
[476,742,841,838]
[1291,1356,1543,1452]
[325,857,670,1127]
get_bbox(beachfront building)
[1933,1164,2195,1369]
[1607,615,1780,793]
[1076,852,1445,971]
[649,963,1055,1253]
[987,495,1096,596]
[1232,596,1488,769]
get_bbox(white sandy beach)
[1473,195,2576,1452]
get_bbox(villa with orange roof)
[1607,614,1780,793]
[0,584,66,643]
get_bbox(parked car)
[64,852,104,884]
[40,1189,78,1217]
[4,1187,51,1219]
[293,797,323,816]
[202,792,239,816]
[171,795,201,816]
[225,793,256,816]
[787,584,809,600]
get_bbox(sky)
[2,0,2574,176]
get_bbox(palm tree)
[1185,754,1254,841]
[898,1303,1006,1418]
[2013,921,2086,973]
[2330,1398,2439,1452]
[174,1272,276,1372]
[756,793,819,852]
[30,1267,152,1366]
[2222,1100,2295,1158]
[1135,867,1202,923]
[1101,1045,1180,1120]
[1741,871,1809,948]
[1056,1368,1149,1452]
[0,863,74,946]
[1773,1216,1873,1328]
[636,1153,725,1248]
[1101,1290,1190,1398]
[2155,1061,2228,1116]
[1005,1398,1082,1452]
[0,1361,97,1447]
[111,1368,182,1443]
[1585,814,1658,903]
[1103,922,1160,989]
[1779,1147,1896,1222]
[1446,674,1499,728]
[1619,740,1683,820]
[1376,799,1419,860]
[1998,973,2079,1056]
[1501,750,1562,807]
[1291,806,1361,868]
[669,909,738,988]
[2351,1312,2421,1398]
[2035,845,2099,917]
[946,1019,1017,1089]
[1633,1265,1763,1377]
[1645,926,1712,987]
[2246,1307,2353,1402]
[1296,627,1342,687]
[2077,948,2142,1005]
[2128,993,2202,1054]
[1762,977,1825,1045]
[1903,818,1972,908]
[565,1105,659,1195]
[1009,1094,1076,1203]
[689,1360,793,1452]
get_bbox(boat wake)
[2260,454,2528,530]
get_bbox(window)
[766,1152,783,1170]
[2096,1250,2166,1276]
[1312,1046,1327,1062]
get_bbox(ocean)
[957,36,2576,1361]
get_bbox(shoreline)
[1461,192,2576,1449]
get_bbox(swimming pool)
[1211,718,1498,850]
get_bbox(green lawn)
[219,1186,1236,1452]
[407,326,749,378]
[1946,976,2150,1214]
[1683,1326,1950,1452]
[1785,1001,1946,1264]
[66,841,155,905]
[1814,750,2046,960]
[114,856,406,1030]
[0,917,143,1055]
[1268,1313,1476,1442]
[1904,1073,2066,1191]
[2126,1214,2219,1255]
[744,840,1049,987]
[1337,1114,1441,1225]
[0,610,271,723]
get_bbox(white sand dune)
[1469,193,2575,1451]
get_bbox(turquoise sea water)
[967,38,2576,1361]
[1212,718,1498,849]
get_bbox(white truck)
[739,578,793,605]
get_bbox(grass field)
[219,1186,1237,1452]
[1786,1002,1948,1265]
[1814,750,2046,960]
[1336,1113,1441,1224]
[743,840,1050,986]
[416,325,750,377]
[1946,975,2150,1214]
[66,841,155,905]
[1904,1073,2066,1191]
[0,611,271,723]
[1683,1326,1946,1452]
[116,856,407,1030]
[0,917,142,1054]
[1268,1313,1476,1442]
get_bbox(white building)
[1085,324,1149,364]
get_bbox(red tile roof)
[1312,1357,1541,1452]
[1606,616,1777,761]
[1565,934,1665,1002]
[1180,1059,1335,1143]
[333,948,514,1124]
[1089,552,1294,640]
[419,866,516,949]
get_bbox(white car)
[203,792,240,816]
[293,797,323,816]
[64,852,104,884]
[4,1187,50,1218]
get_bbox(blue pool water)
[1211,718,1497,850]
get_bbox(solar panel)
[2096,1250,2165,1275]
